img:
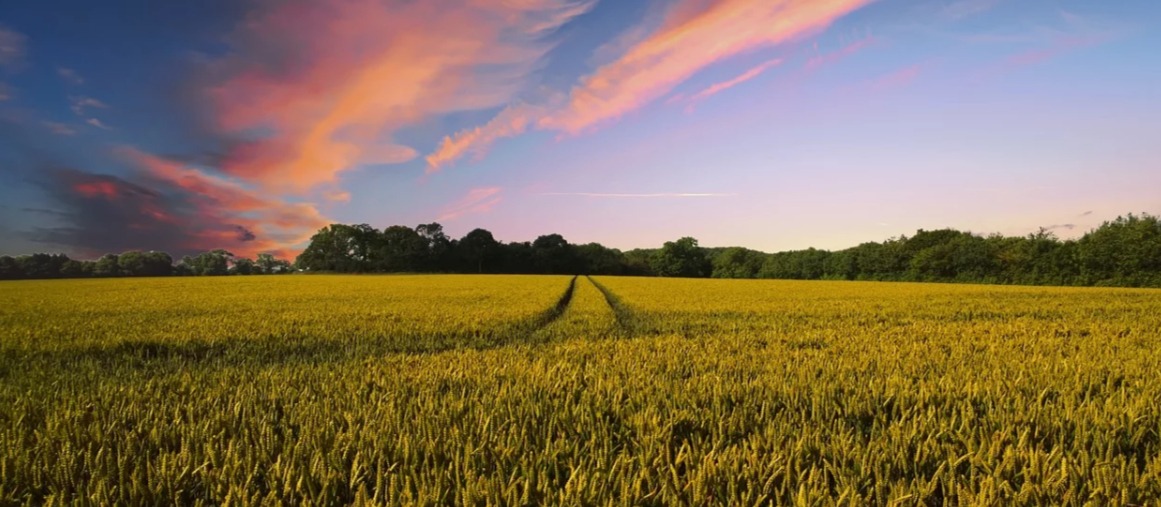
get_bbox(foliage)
[652,236,711,278]
[4,214,1161,288]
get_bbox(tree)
[416,223,452,271]
[296,225,358,272]
[531,234,577,274]
[653,237,710,278]
[93,254,121,277]
[501,242,536,274]
[622,249,656,276]
[711,247,764,279]
[232,257,255,275]
[141,251,174,277]
[60,259,89,278]
[183,250,233,276]
[118,251,147,276]
[1077,213,1161,286]
[378,225,427,272]
[0,256,19,280]
[16,253,70,279]
[256,253,278,274]
[459,228,500,273]
[576,243,627,275]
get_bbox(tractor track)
[585,275,637,335]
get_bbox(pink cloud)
[426,103,546,172]
[1004,36,1098,68]
[207,0,594,192]
[869,63,923,91]
[685,58,784,104]
[425,0,873,168]
[975,35,1107,82]
[540,0,874,134]
[72,181,121,199]
[438,187,504,221]
[118,147,332,258]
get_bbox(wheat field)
[1,275,1159,505]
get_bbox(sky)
[0,0,1159,259]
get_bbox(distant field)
[1,276,1159,505]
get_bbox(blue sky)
[1,0,1159,259]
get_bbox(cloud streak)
[207,0,595,192]
[57,67,84,85]
[685,58,784,104]
[543,0,875,134]
[0,25,25,70]
[426,102,547,172]
[868,62,924,90]
[427,0,873,170]
[438,187,503,221]
[117,147,332,258]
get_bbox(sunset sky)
[1,0,1158,259]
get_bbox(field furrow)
[530,276,617,343]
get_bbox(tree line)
[0,250,293,279]
[2,214,1159,288]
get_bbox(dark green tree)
[459,229,501,273]
[653,237,710,278]
[711,247,764,278]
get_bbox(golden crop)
[1,275,1158,505]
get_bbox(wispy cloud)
[977,11,1122,79]
[538,192,736,198]
[0,25,26,70]
[426,102,547,172]
[0,82,11,102]
[69,96,108,116]
[207,0,595,192]
[426,0,873,170]
[438,187,503,221]
[42,121,76,135]
[805,35,877,71]
[56,67,84,85]
[72,96,117,131]
[1002,36,1100,68]
[868,62,924,90]
[542,0,875,134]
[684,58,784,105]
[116,147,331,258]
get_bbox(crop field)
[1,275,1160,505]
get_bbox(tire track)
[525,275,578,334]
[585,276,637,335]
